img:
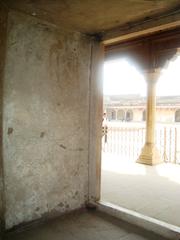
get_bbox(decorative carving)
[105,28,180,71]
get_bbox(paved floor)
[4,210,168,240]
[101,153,180,227]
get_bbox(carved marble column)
[137,69,162,165]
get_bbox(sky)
[103,55,180,97]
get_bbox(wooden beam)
[103,11,180,46]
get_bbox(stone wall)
[3,10,92,229]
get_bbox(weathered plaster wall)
[0,3,8,233]
[3,10,92,229]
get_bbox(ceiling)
[3,0,180,34]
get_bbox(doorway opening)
[102,58,146,163]
[100,54,180,228]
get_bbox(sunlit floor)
[101,153,180,227]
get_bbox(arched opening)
[175,109,180,122]
[106,109,116,121]
[157,55,180,97]
[102,56,147,224]
[126,110,133,122]
[142,110,146,121]
[111,110,116,120]
[101,29,180,230]
[117,109,125,121]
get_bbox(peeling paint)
[35,207,40,212]
[65,204,70,209]
[59,144,67,150]
[7,127,13,135]
[58,203,64,207]
[40,132,45,138]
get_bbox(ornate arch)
[107,108,116,121]
[142,109,146,121]
[126,110,133,122]
[105,28,180,72]
[117,109,125,121]
[175,109,180,122]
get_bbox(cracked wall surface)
[3,10,92,229]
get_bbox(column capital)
[144,68,161,84]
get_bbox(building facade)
[104,95,180,123]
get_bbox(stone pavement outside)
[101,153,180,227]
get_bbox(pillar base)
[137,143,162,165]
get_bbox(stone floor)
[101,153,180,227]
[4,209,169,240]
